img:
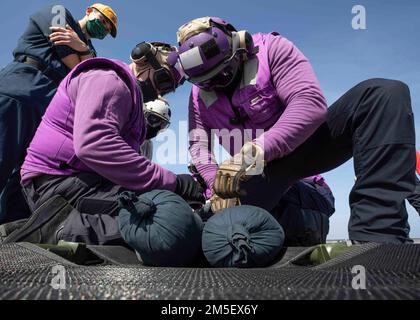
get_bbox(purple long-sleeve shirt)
[189,33,328,192]
[22,67,177,193]
[70,70,177,192]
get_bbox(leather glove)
[240,142,265,176]
[175,174,206,204]
[210,195,240,214]
[213,142,266,199]
[213,159,247,199]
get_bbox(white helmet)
[144,97,171,132]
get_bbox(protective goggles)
[144,112,170,132]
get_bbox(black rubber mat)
[0,243,419,300]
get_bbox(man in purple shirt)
[173,17,415,244]
[3,43,204,246]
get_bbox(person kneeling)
[15,48,203,246]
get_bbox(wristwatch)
[77,48,93,56]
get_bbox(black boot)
[3,195,75,245]
[0,219,28,243]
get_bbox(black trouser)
[0,94,40,224]
[240,79,416,244]
[407,176,420,214]
[23,173,127,245]
[0,62,58,224]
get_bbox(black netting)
[0,243,419,300]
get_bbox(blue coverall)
[0,5,95,223]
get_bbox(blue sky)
[1,0,419,239]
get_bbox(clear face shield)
[144,112,170,133]
[144,111,171,140]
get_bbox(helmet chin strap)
[135,67,153,83]
[214,60,244,94]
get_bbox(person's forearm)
[77,44,95,61]
[78,47,95,61]
[61,53,81,70]
[80,53,94,61]
[256,95,327,163]
[74,132,178,193]
[189,94,219,195]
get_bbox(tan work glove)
[213,142,266,200]
[210,195,240,214]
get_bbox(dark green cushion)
[119,190,203,267]
[202,205,285,268]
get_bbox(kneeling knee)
[362,78,410,97]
